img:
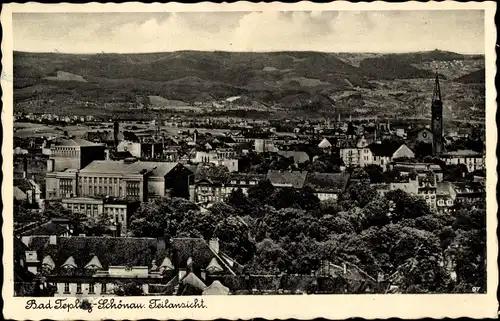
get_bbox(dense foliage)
[126,181,485,293]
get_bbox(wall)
[147,178,166,198]
[117,141,141,158]
[80,146,106,169]
[165,167,191,199]
[51,147,81,171]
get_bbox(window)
[126,181,140,198]
[76,283,82,293]
[60,178,73,197]
[64,282,70,293]
[89,282,95,294]
[101,283,107,293]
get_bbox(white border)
[2,2,498,319]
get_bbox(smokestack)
[23,158,28,178]
[113,121,119,147]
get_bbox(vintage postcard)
[1,1,498,320]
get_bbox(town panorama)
[13,37,486,297]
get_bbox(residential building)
[61,197,140,235]
[390,174,438,212]
[451,182,486,207]
[194,173,266,204]
[368,142,415,171]
[391,162,444,182]
[266,170,308,189]
[441,150,485,172]
[15,236,238,297]
[47,138,106,172]
[304,172,350,201]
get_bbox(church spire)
[432,70,442,103]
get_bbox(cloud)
[12,11,485,54]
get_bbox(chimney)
[113,121,119,147]
[25,250,39,275]
[49,235,57,245]
[104,149,110,160]
[200,269,206,281]
[179,268,187,280]
[343,263,347,274]
[209,238,219,254]
[47,159,54,173]
[23,158,28,178]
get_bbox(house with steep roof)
[390,173,438,211]
[15,236,238,297]
[304,172,351,201]
[193,172,266,204]
[368,141,415,171]
[266,170,308,189]
[441,149,484,172]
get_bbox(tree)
[215,215,256,263]
[14,200,41,226]
[364,164,385,183]
[362,198,391,229]
[114,281,144,296]
[443,164,469,182]
[246,238,288,274]
[227,188,251,215]
[247,179,274,202]
[341,183,378,208]
[385,189,431,222]
[196,164,230,182]
[129,197,200,238]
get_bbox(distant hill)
[359,57,437,80]
[455,68,485,84]
[13,50,484,118]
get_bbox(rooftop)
[54,138,102,147]
[80,160,182,177]
[267,170,308,189]
[305,172,350,192]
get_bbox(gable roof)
[305,173,351,193]
[276,150,310,163]
[181,272,207,290]
[368,141,406,157]
[203,280,230,295]
[80,160,182,177]
[61,256,78,269]
[206,257,224,274]
[267,170,308,189]
[54,138,101,147]
[318,138,332,148]
[85,255,103,269]
[42,255,56,269]
[441,149,481,157]
[160,256,174,270]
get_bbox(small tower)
[431,72,444,156]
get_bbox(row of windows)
[82,177,120,185]
[126,181,141,197]
[60,179,73,196]
[63,282,105,294]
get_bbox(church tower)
[431,73,443,156]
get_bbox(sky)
[13,10,485,54]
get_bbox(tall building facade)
[431,73,444,156]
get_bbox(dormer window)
[85,255,103,271]
[61,256,78,270]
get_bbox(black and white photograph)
[2,2,497,320]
